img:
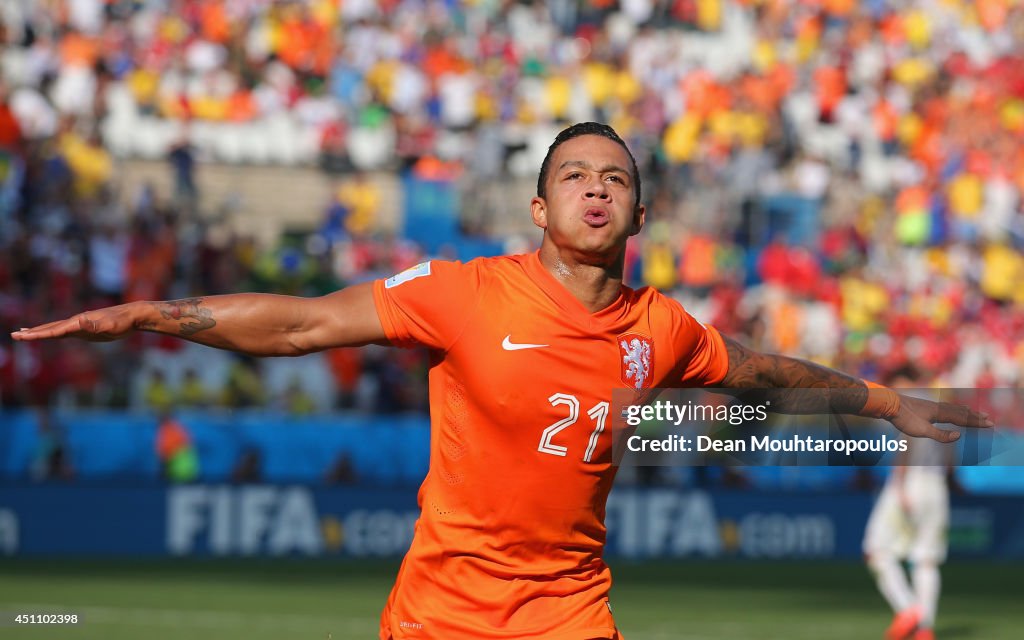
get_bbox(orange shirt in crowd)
[199,1,231,43]
[156,417,191,460]
[58,32,99,68]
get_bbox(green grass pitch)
[1,559,1020,639]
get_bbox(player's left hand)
[889,394,993,443]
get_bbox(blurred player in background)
[864,367,955,640]
[12,123,988,640]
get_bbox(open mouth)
[583,208,610,227]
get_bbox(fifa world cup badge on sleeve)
[385,262,432,289]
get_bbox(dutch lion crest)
[619,334,653,390]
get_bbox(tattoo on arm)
[151,298,217,337]
[721,335,868,414]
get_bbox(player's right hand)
[11,303,142,342]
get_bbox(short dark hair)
[536,122,642,210]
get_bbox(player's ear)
[629,204,646,236]
[530,196,547,230]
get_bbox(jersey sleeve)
[658,297,730,387]
[372,260,483,350]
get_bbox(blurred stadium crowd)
[1,0,1023,419]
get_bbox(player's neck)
[538,244,624,313]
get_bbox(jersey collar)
[522,251,631,329]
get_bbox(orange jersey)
[372,252,729,639]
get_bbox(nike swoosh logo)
[502,335,549,351]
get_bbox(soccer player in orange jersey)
[12,123,989,639]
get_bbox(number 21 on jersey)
[537,393,609,463]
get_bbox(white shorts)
[863,468,949,565]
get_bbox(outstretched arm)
[10,283,386,356]
[719,335,991,442]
